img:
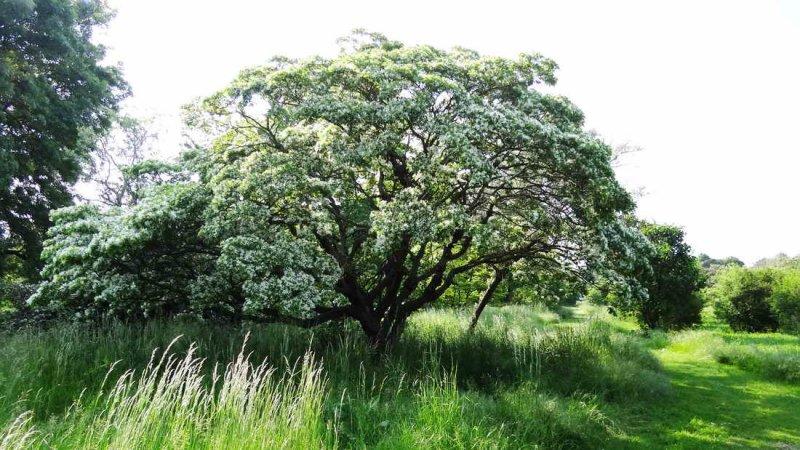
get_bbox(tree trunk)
[468,267,508,332]
[366,314,407,353]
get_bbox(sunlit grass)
[2,338,331,449]
[609,322,800,449]
[711,333,800,383]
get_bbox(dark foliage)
[0,0,126,278]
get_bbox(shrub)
[711,267,778,332]
[771,270,800,334]
[0,280,36,312]
[0,281,63,332]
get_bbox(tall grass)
[2,338,330,449]
[711,335,800,384]
[665,328,800,384]
[0,306,668,449]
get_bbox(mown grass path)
[616,334,800,449]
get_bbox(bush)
[771,270,800,334]
[0,307,65,333]
[0,280,37,312]
[711,267,779,332]
[709,266,800,334]
[0,281,60,332]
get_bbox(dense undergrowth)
[0,305,667,449]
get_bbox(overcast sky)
[99,0,800,264]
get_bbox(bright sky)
[100,0,800,265]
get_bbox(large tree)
[0,0,125,277]
[34,32,640,349]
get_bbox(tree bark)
[468,266,508,332]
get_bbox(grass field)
[1,303,798,449]
[613,330,800,448]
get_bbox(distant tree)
[596,222,704,329]
[81,115,185,207]
[0,0,126,278]
[468,265,509,331]
[33,32,642,350]
[610,142,642,167]
[638,223,705,328]
[771,270,800,334]
[698,253,745,278]
[512,262,587,307]
[753,253,800,270]
[439,255,585,312]
[467,261,585,331]
[83,115,153,206]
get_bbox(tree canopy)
[0,0,126,277]
[637,223,705,328]
[32,32,643,349]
